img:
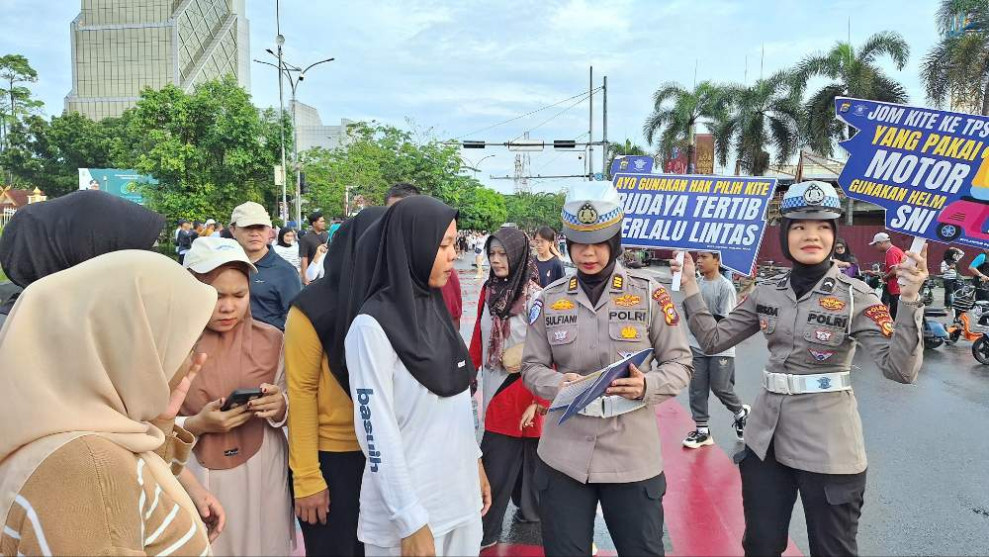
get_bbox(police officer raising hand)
[670,181,925,557]
[895,246,930,301]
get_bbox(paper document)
[549,348,654,424]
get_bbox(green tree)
[302,121,505,228]
[457,185,507,231]
[503,191,565,233]
[0,55,41,152]
[642,81,726,171]
[923,0,989,115]
[798,31,909,156]
[0,111,127,197]
[125,76,287,222]
[711,72,803,175]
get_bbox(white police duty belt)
[578,395,646,418]
[761,370,852,395]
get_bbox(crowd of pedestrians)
[0,180,932,557]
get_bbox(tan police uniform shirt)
[522,263,693,484]
[683,264,924,474]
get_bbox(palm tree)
[642,81,726,172]
[710,71,803,176]
[922,0,989,115]
[797,31,909,157]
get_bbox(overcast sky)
[1,0,942,193]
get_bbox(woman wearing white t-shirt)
[346,196,492,556]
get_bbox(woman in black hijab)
[344,196,491,556]
[0,190,165,324]
[284,206,385,557]
[674,181,928,556]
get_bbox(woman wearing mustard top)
[287,207,386,556]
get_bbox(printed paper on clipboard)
[552,348,653,425]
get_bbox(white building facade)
[65,0,250,120]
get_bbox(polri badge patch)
[550,298,576,311]
[819,296,846,311]
[652,286,680,326]
[613,294,641,307]
[864,304,894,337]
[528,299,543,325]
[809,349,834,362]
[620,326,639,340]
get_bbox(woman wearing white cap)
[178,237,295,556]
[522,182,693,556]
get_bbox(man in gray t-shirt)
[683,251,750,449]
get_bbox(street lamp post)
[461,154,495,178]
[256,0,335,225]
[255,54,335,226]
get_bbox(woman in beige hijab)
[0,250,218,556]
[178,237,294,556]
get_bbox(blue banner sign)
[612,172,778,274]
[835,96,989,249]
[610,155,654,176]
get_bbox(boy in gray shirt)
[683,251,750,448]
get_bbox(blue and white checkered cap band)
[562,206,623,230]
[781,181,842,215]
[780,194,841,211]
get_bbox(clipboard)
[551,348,653,425]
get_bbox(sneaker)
[733,404,751,441]
[683,429,714,448]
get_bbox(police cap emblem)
[804,184,825,205]
[577,202,598,225]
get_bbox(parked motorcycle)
[945,283,989,363]
[923,306,950,349]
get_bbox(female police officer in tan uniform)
[673,181,928,557]
[522,183,693,556]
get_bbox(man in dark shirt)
[299,211,328,285]
[229,201,302,330]
[175,220,195,264]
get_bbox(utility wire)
[510,92,592,143]
[457,87,603,140]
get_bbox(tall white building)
[65,0,250,120]
[292,100,353,152]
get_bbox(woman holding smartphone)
[178,237,294,556]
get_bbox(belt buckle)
[773,373,791,395]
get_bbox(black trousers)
[536,458,666,556]
[481,432,540,545]
[296,450,366,557]
[882,287,900,320]
[739,445,866,557]
[944,278,957,308]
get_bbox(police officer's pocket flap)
[823,475,866,506]
[803,327,845,347]
[609,323,646,342]
[547,326,577,346]
[644,474,667,500]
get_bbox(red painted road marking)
[657,398,802,556]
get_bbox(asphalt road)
[458,258,989,555]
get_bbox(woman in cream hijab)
[0,250,218,557]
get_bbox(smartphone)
[221,388,263,411]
